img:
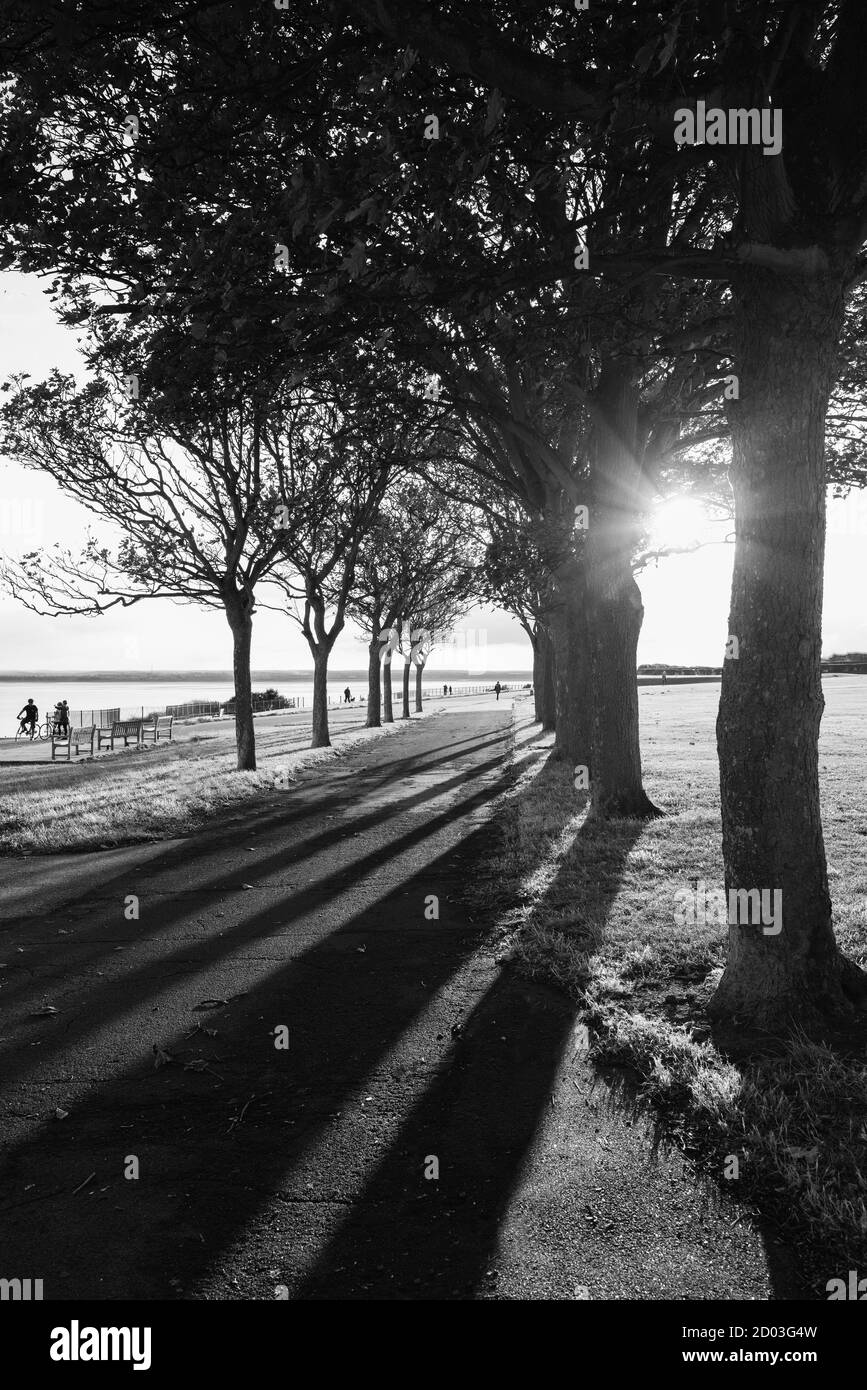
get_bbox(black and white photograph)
[1,0,866,1365]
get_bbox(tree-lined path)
[0,700,796,1299]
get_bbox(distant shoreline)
[2,665,862,682]
[0,669,534,682]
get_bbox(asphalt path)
[0,699,800,1299]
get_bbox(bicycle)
[14,719,53,742]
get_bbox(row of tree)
[0,365,478,765]
[3,1,867,1031]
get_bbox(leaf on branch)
[345,197,376,224]
[634,40,657,74]
[484,89,503,136]
[656,21,680,72]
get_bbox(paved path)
[0,689,498,769]
[0,702,800,1299]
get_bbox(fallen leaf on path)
[152,1044,174,1069]
[30,1006,59,1017]
[225,1094,256,1133]
[184,1023,218,1039]
[194,999,228,1010]
[183,1059,223,1078]
[54,1107,69,1120]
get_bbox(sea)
[0,668,532,733]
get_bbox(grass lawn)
[469,677,867,1296]
[0,713,423,854]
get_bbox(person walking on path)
[443,683,448,696]
[17,698,38,737]
[343,687,352,704]
[494,681,502,701]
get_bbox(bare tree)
[348,480,478,723]
[0,370,293,771]
[258,396,407,747]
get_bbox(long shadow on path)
[0,713,559,1299]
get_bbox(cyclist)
[17,698,38,738]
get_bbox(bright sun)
[649,496,709,551]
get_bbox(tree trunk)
[532,632,543,722]
[311,646,330,748]
[532,622,556,730]
[585,362,661,819]
[401,660,411,719]
[540,623,556,731]
[709,269,867,1032]
[225,602,256,772]
[367,636,381,728]
[415,661,424,713]
[383,654,394,722]
[549,566,591,768]
[587,572,658,817]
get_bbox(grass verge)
[0,716,425,855]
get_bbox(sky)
[1,271,866,673]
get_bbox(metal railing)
[63,683,528,730]
[67,698,302,727]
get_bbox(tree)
[8,0,867,1025]
[259,392,400,747]
[349,0,867,1029]
[348,479,478,722]
[475,500,555,729]
[0,368,290,771]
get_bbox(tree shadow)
[289,768,648,1299]
[498,749,808,1299]
[0,725,520,1027]
[0,713,562,1299]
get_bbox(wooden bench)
[96,719,144,751]
[145,714,174,744]
[51,725,96,762]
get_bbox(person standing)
[54,699,70,734]
[343,686,352,704]
[494,681,502,700]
